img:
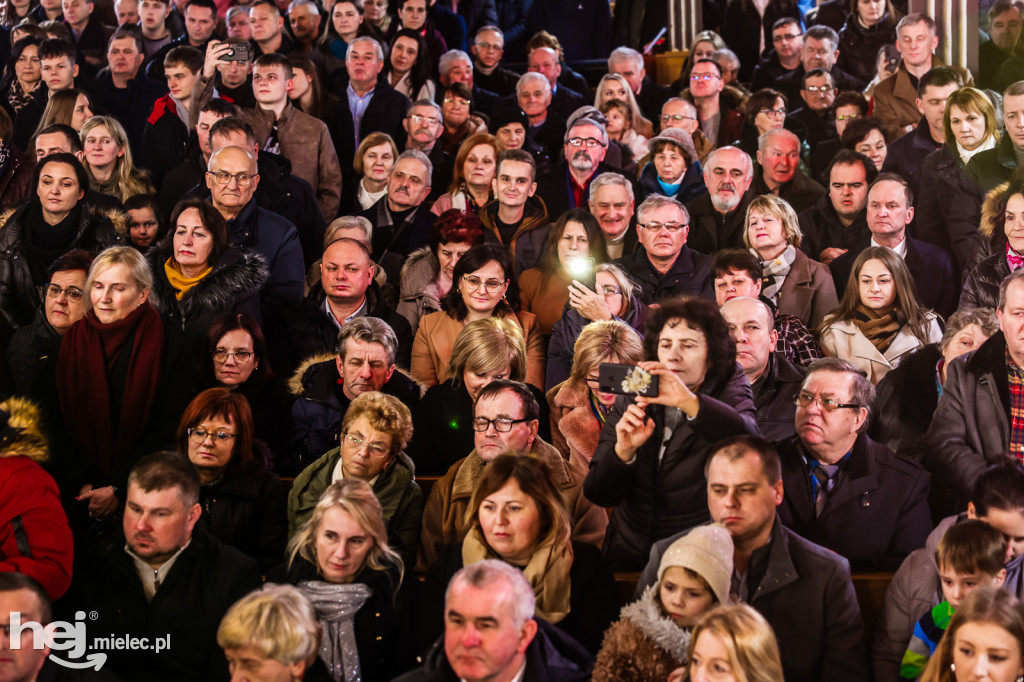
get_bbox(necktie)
[812,463,840,517]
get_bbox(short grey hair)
[445,559,536,628]
[608,46,643,72]
[226,5,249,20]
[589,171,634,203]
[635,194,689,226]
[940,308,998,352]
[410,98,442,118]
[394,148,432,184]
[439,49,472,78]
[802,357,874,430]
[564,117,608,146]
[713,48,739,67]
[474,25,503,43]
[325,216,373,249]
[287,0,318,15]
[705,146,753,183]
[516,71,550,97]
[337,317,398,366]
[347,36,383,62]
[758,127,800,153]
[999,269,1024,311]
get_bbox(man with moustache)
[402,99,454,201]
[534,117,620,220]
[686,146,755,255]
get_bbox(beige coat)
[776,248,839,329]
[415,438,607,572]
[819,313,943,384]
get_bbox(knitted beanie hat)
[657,525,734,606]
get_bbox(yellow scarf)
[164,258,212,301]
[461,524,573,624]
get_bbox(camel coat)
[819,314,943,384]
[775,248,839,329]
[409,309,546,390]
[546,379,601,472]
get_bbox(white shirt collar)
[870,235,908,258]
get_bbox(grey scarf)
[756,244,796,302]
[300,580,373,682]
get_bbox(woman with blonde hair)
[344,131,397,213]
[594,73,653,138]
[677,604,785,682]
[80,116,154,202]
[820,245,942,384]
[218,583,329,681]
[408,316,545,475]
[275,478,413,681]
[744,193,837,328]
[430,132,498,215]
[547,320,643,469]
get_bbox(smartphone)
[567,256,596,291]
[223,43,251,62]
[599,363,660,398]
[881,44,900,73]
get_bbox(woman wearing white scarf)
[916,87,1001,266]
[744,194,838,329]
[274,479,412,682]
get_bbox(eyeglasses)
[444,97,471,107]
[804,85,835,94]
[212,349,254,363]
[567,137,605,148]
[600,285,622,296]
[660,113,697,122]
[773,32,802,42]
[208,170,257,186]
[836,113,860,121]
[793,393,861,412]
[475,41,503,50]
[585,375,601,388]
[188,427,237,442]
[759,107,787,118]
[43,283,83,301]
[462,275,505,292]
[408,113,440,126]
[342,433,389,458]
[639,221,687,232]
[472,416,531,432]
[690,73,719,81]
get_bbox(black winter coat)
[546,302,648,390]
[685,189,754,256]
[197,457,287,570]
[584,364,759,570]
[4,306,58,400]
[870,343,942,459]
[95,72,167,158]
[418,541,618,656]
[637,160,707,205]
[0,201,124,341]
[66,526,262,682]
[751,162,826,214]
[797,192,870,262]
[612,245,714,306]
[334,80,411,188]
[753,352,805,442]
[776,433,933,571]
[148,246,268,350]
[915,146,977,272]
[837,14,898,83]
[960,250,1010,312]
[881,117,943,201]
[138,95,190,187]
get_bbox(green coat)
[287,447,424,563]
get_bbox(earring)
[950,663,956,673]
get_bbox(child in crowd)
[599,98,649,161]
[592,525,734,681]
[898,520,1008,679]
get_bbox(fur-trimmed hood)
[288,353,424,400]
[980,181,1009,239]
[148,246,268,318]
[619,584,692,664]
[288,352,337,397]
[0,396,49,462]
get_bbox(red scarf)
[56,303,165,481]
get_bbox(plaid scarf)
[1008,348,1024,461]
[756,245,796,302]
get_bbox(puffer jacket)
[0,201,124,338]
[147,246,267,348]
[0,396,73,599]
[916,146,978,273]
[961,251,1010,312]
[287,446,423,563]
[591,585,691,682]
[961,182,1011,310]
[584,364,759,571]
[477,195,551,278]
[924,331,1018,505]
[396,246,444,337]
[837,13,898,83]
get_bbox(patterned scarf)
[299,580,372,682]
[755,244,796,302]
[852,304,900,353]
[7,78,38,113]
[1007,348,1024,462]
[1007,242,1024,272]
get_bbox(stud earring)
[950,663,956,673]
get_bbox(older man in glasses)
[775,357,932,571]
[416,379,606,571]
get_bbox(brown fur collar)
[0,397,49,462]
[980,182,1009,239]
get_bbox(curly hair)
[643,297,736,393]
[430,209,485,252]
[340,391,413,458]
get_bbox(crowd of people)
[7,0,1024,680]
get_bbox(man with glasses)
[751,18,804,91]
[775,358,931,571]
[773,25,866,107]
[471,26,519,97]
[786,68,840,148]
[612,193,713,304]
[535,117,621,221]
[417,379,606,571]
[658,97,712,162]
[686,59,744,149]
[206,144,303,327]
[686,146,755,254]
[478,149,550,276]
[753,128,825,213]
[402,99,454,202]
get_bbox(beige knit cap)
[657,524,734,605]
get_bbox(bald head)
[207,145,259,217]
[721,296,777,381]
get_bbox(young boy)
[898,520,1007,679]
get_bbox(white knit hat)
[657,525,734,606]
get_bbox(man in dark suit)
[829,173,958,317]
[607,46,672,123]
[635,434,869,682]
[776,358,932,571]
[527,45,586,121]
